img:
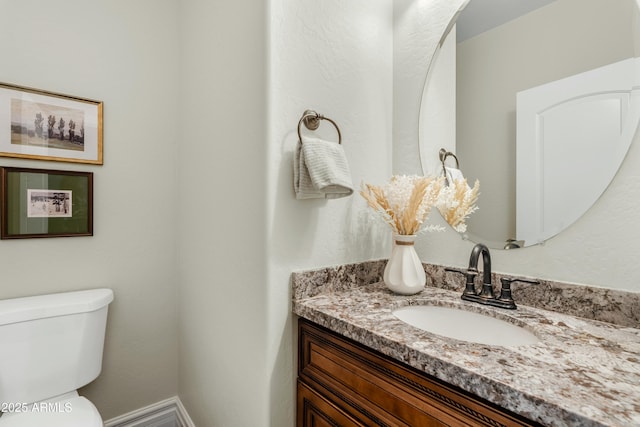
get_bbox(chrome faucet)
[446,243,539,309]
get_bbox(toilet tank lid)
[0,288,114,326]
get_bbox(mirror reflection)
[420,0,640,249]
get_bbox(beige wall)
[176,0,270,425]
[635,0,640,56]
[177,0,393,425]
[0,0,180,420]
[456,0,635,244]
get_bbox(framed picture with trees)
[0,83,103,164]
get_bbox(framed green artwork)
[1,167,93,239]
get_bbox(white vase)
[383,234,426,295]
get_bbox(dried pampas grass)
[360,175,444,235]
[437,178,480,233]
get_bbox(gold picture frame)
[0,82,103,164]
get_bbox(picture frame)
[0,167,93,239]
[0,82,103,164]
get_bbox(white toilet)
[0,288,114,427]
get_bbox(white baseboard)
[173,398,196,427]
[104,396,195,427]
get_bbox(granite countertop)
[292,264,640,427]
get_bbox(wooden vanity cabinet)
[297,318,539,427]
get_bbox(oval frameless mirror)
[419,0,640,249]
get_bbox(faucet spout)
[468,243,491,287]
[445,243,539,309]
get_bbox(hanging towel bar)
[297,110,342,144]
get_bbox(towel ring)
[297,110,342,144]
[439,148,459,169]
[439,148,460,186]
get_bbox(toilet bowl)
[0,289,113,426]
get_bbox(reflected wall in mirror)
[419,0,640,249]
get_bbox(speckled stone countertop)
[292,261,640,427]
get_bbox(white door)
[516,57,640,245]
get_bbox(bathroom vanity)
[298,319,536,426]
[292,261,640,427]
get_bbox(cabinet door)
[298,319,538,427]
[297,381,366,427]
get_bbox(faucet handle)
[500,277,540,287]
[444,267,469,276]
[498,277,540,308]
[445,267,478,296]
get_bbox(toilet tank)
[0,289,114,404]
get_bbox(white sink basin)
[392,305,539,347]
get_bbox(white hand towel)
[443,166,466,185]
[294,139,325,199]
[294,136,354,199]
